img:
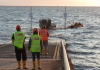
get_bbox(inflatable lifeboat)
[67,22,84,29]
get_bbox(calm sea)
[0,6,100,70]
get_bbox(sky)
[0,0,100,6]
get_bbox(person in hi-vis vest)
[28,28,43,70]
[11,25,28,69]
[39,25,49,55]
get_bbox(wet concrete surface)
[0,43,56,59]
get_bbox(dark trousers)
[15,47,27,61]
[32,52,40,61]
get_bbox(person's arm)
[40,38,43,50]
[11,34,14,43]
[38,29,40,35]
[28,38,31,50]
[47,30,49,37]
[23,33,26,43]
[23,36,26,44]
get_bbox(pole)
[64,6,66,29]
[57,5,58,12]
[30,6,32,30]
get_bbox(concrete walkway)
[0,41,62,70]
[0,40,74,70]
[0,58,61,70]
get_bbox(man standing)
[28,28,43,70]
[11,25,28,69]
[39,25,49,55]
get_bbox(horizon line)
[0,5,100,7]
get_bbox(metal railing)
[60,40,71,70]
[53,43,60,59]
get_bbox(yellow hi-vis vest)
[30,34,41,52]
[14,31,25,49]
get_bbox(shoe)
[38,67,41,69]
[32,61,36,70]
[37,60,41,69]
[22,61,28,69]
[45,52,48,55]
[17,61,21,69]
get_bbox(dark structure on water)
[39,19,56,29]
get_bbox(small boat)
[39,19,56,29]
[67,22,84,29]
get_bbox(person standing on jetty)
[28,28,43,70]
[39,25,49,55]
[11,25,28,69]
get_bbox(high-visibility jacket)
[14,31,25,49]
[30,34,41,52]
[39,29,49,41]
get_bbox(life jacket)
[30,34,41,52]
[14,31,25,49]
[39,29,48,41]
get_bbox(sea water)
[0,6,100,70]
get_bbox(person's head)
[42,25,46,29]
[75,23,78,26]
[33,28,38,34]
[16,25,21,31]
